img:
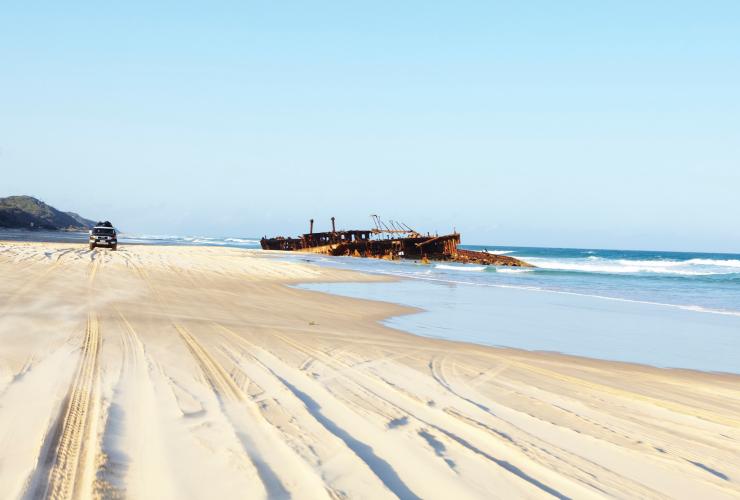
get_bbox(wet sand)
[0,241,738,499]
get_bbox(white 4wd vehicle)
[89,221,118,250]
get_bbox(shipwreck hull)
[261,233,460,259]
[261,219,533,267]
[326,234,460,260]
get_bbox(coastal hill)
[0,195,95,230]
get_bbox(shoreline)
[293,281,740,379]
[4,239,740,376]
[0,241,739,497]
[296,277,740,375]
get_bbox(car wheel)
[111,244,117,251]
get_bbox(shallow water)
[298,279,740,374]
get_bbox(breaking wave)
[435,264,486,272]
[224,237,261,244]
[119,234,261,247]
[685,258,740,268]
[525,256,740,276]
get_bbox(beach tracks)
[1,242,737,499]
[41,314,101,500]
[87,257,100,287]
[175,324,244,402]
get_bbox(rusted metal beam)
[415,234,458,248]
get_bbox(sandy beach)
[0,241,738,499]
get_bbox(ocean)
[291,245,740,316]
[3,230,738,373]
[286,245,740,374]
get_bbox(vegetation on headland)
[0,195,95,230]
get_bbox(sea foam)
[525,256,739,276]
[435,264,486,272]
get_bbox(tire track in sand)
[92,311,147,496]
[492,356,740,428]
[174,324,244,402]
[89,311,180,499]
[173,323,294,498]
[87,256,100,287]
[43,313,101,500]
[215,323,420,500]
[261,330,572,499]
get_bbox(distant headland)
[0,195,95,231]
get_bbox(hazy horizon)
[4,196,740,255]
[2,2,739,253]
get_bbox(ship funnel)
[331,217,336,233]
[309,219,314,235]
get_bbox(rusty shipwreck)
[261,216,533,267]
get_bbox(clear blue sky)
[1,2,738,252]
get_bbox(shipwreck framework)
[261,216,532,267]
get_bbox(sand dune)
[0,241,738,499]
